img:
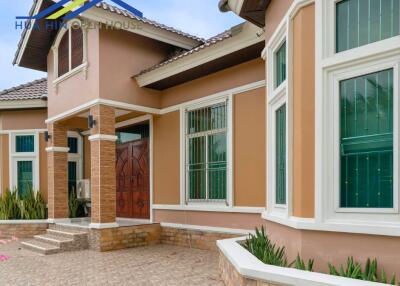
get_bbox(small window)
[57,26,84,78]
[16,135,35,153]
[116,124,149,144]
[186,102,227,201]
[275,41,287,87]
[275,104,286,205]
[68,137,78,154]
[336,0,400,53]
[340,69,393,208]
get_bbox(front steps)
[21,226,89,255]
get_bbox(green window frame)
[340,69,393,208]
[17,161,33,197]
[275,41,287,88]
[336,0,400,53]
[275,104,287,205]
[16,135,35,153]
[186,102,228,202]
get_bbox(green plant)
[292,254,314,272]
[244,226,289,267]
[0,189,21,220]
[19,189,46,220]
[68,187,79,218]
[328,257,396,284]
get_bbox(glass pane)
[116,123,149,144]
[336,0,400,53]
[68,137,78,154]
[340,69,393,208]
[71,27,83,70]
[275,41,287,87]
[208,133,227,200]
[68,161,77,195]
[276,104,286,205]
[16,135,34,153]
[187,103,226,134]
[188,137,206,199]
[58,32,69,76]
[18,161,33,197]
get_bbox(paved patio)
[0,242,224,286]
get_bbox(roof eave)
[0,99,47,110]
[219,0,271,28]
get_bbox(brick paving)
[0,242,224,286]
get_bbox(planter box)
[217,237,387,286]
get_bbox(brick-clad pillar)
[89,105,117,227]
[47,123,69,221]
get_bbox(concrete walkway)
[0,242,224,286]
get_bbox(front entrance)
[116,124,150,219]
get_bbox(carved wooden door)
[116,139,150,219]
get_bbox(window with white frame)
[275,41,287,87]
[53,20,87,80]
[185,100,229,203]
[10,133,39,196]
[67,132,83,195]
[336,0,400,53]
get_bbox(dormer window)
[53,20,87,82]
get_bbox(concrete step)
[34,234,74,248]
[21,240,60,255]
[46,229,87,240]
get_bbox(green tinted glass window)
[336,0,400,53]
[340,69,393,208]
[16,135,34,153]
[18,161,33,197]
[68,161,77,195]
[187,103,227,201]
[275,41,287,87]
[276,104,286,205]
[68,137,78,154]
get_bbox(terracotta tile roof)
[136,29,233,77]
[95,2,205,43]
[0,78,47,101]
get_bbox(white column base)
[89,222,119,229]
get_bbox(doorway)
[115,123,150,219]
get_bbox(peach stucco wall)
[160,58,265,108]
[0,134,9,193]
[153,111,181,205]
[154,210,265,230]
[0,109,47,130]
[266,221,400,278]
[292,4,315,218]
[265,0,293,43]
[234,87,266,207]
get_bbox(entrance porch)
[45,103,153,229]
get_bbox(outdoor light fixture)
[88,115,96,129]
[44,131,51,142]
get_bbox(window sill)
[53,62,88,86]
[262,211,400,237]
[153,204,265,214]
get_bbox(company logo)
[16,0,143,21]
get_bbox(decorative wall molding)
[88,134,118,142]
[45,147,70,153]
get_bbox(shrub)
[292,254,314,272]
[328,257,396,285]
[68,187,80,219]
[0,189,47,220]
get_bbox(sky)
[0,0,243,90]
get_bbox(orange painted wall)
[0,109,47,130]
[234,87,266,207]
[265,0,293,43]
[153,111,181,204]
[292,4,315,218]
[0,134,9,193]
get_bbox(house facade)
[1,0,400,277]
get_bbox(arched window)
[53,21,86,80]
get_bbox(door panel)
[116,139,150,219]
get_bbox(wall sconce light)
[88,115,96,129]
[44,131,51,142]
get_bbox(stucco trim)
[160,222,251,235]
[88,134,118,142]
[153,204,264,214]
[0,99,47,110]
[45,147,70,153]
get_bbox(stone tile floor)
[0,242,224,286]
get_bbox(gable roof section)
[14,0,204,71]
[135,22,265,90]
[0,78,48,110]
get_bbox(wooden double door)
[116,139,150,219]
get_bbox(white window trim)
[316,0,400,225]
[180,95,233,207]
[52,19,88,87]
[266,17,293,219]
[67,131,84,183]
[9,132,40,193]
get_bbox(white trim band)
[45,147,70,153]
[88,134,118,142]
[89,222,120,229]
[160,223,252,235]
[153,204,264,214]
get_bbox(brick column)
[89,105,117,227]
[47,123,69,221]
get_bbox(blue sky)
[0,0,243,90]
